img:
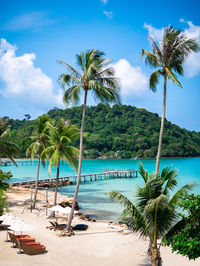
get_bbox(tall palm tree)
[58,49,120,230]
[26,114,51,208]
[141,26,199,176]
[107,163,194,266]
[41,120,79,206]
[0,118,20,166]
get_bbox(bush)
[163,194,200,260]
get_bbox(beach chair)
[8,232,29,247]
[17,239,46,255]
[15,235,36,247]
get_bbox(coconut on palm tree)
[41,119,79,206]
[0,118,20,166]
[107,163,194,266]
[141,26,199,176]
[58,49,120,230]
[26,114,51,208]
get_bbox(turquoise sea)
[1,158,200,222]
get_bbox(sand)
[0,188,199,266]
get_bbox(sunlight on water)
[1,158,200,222]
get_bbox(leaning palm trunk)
[33,156,40,208]
[67,90,88,231]
[155,75,167,177]
[152,247,161,266]
[54,159,60,206]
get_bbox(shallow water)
[1,158,200,222]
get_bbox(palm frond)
[141,49,161,68]
[165,67,182,87]
[149,69,161,92]
[57,60,81,79]
[169,183,195,205]
[63,84,82,105]
[138,161,148,183]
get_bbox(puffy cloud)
[1,11,57,31]
[112,59,148,98]
[143,23,164,43]
[181,20,200,77]
[144,21,200,78]
[103,11,113,19]
[0,39,64,109]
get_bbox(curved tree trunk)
[54,159,60,206]
[155,75,167,177]
[67,90,88,231]
[33,156,40,208]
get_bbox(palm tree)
[26,114,51,208]
[58,49,120,230]
[107,163,194,266]
[141,26,199,176]
[41,120,79,206]
[0,118,19,166]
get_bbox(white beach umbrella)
[49,205,64,212]
[8,221,34,248]
[59,206,78,215]
[0,213,15,222]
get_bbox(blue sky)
[0,0,200,131]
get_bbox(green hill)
[4,104,200,158]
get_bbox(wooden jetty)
[10,169,138,188]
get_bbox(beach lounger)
[72,224,88,231]
[8,232,30,246]
[17,239,46,255]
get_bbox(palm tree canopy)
[141,26,200,91]
[0,118,20,165]
[58,49,121,106]
[26,114,51,160]
[41,119,79,174]
[106,163,194,241]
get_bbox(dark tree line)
[3,104,200,159]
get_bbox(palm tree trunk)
[33,156,40,208]
[155,75,167,176]
[54,159,60,206]
[151,248,161,266]
[67,90,88,231]
[151,201,161,266]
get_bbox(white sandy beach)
[0,188,199,266]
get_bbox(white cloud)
[0,39,64,109]
[101,0,108,4]
[143,23,164,43]
[103,11,113,19]
[181,20,200,77]
[1,11,57,31]
[144,21,200,78]
[112,59,148,98]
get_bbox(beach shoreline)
[0,188,200,266]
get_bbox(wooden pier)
[9,169,138,188]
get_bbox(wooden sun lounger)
[17,239,46,255]
[8,232,30,246]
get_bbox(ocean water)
[1,158,200,222]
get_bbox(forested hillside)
[4,104,200,158]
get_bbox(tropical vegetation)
[57,49,120,230]
[0,170,12,215]
[41,119,79,205]
[107,163,194,266]
[0,118,20,166]
[141,26,200,176]
[3,104,200,159]
[26,114,51,208]
[163,193,200,260]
